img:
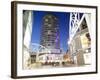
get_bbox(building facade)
[23,10,33,69]
[69,13,91,65]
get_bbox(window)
[81,24,87,30]
[80,33,91,49]
[45,18,49,22]
[81,18,87,30]
[85,33,91,41]
[48,24,52,27]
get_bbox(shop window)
[30,55,36,63]
[86,33,91,41]
[80,33,91,49]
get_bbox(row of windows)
[44,16,58,21]
[42,36,57,40]
[43,40,56,43]
[42,30,58,34]
[41,41,57,45]
[43,25,59,28]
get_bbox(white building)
[69,13,91,65]
[23,10,33,69]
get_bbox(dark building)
[40,14,60,53]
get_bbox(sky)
[31,10,70,52]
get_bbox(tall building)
[40,14,60,53]
[38,14,63,65]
